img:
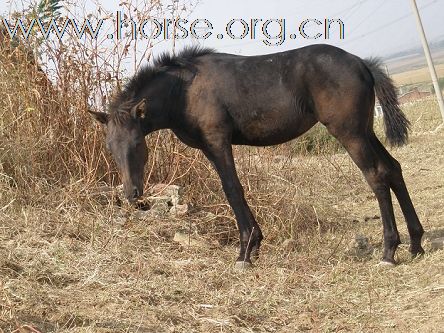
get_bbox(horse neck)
[141,105,169,135]
[142,74,185,135]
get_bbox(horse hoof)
[235,261,253,270]
[411,250,425,258]
[378,260,396,267]
[411,246,425,257]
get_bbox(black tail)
[364,58,410,146]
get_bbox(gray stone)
[150,184,183,206]
[150,199,170,216]
[170,204,189,216]
[355,235,370,250]
[132,210,153,220]
[148,195,172,205]
[431,237,444,251]
[94,183,190,219]
[348,234,374,258]
[112,208,127,226]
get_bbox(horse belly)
[221,64,316,146]
[231,107,316,146]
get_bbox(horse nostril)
[132,188,140,199]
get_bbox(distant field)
[391,63,444,86]
[385,47,444,86]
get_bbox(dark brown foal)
[90,44,425,266]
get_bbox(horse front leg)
[203,145,263,267]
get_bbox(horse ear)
[131,99,147,119]
[88,110,109,125]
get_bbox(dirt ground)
[1,103,443,332]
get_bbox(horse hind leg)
[369,136,425,257]
[327,129,401,264]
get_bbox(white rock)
[150,184,183,205]
[170,204,189,216]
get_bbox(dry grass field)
[1,77,444,333]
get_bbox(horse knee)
[364,167,390,193]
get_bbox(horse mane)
[109,46,215,122]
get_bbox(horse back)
[185,45,372,146]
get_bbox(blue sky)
[186,0,444,57]
[1,0,442,58]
